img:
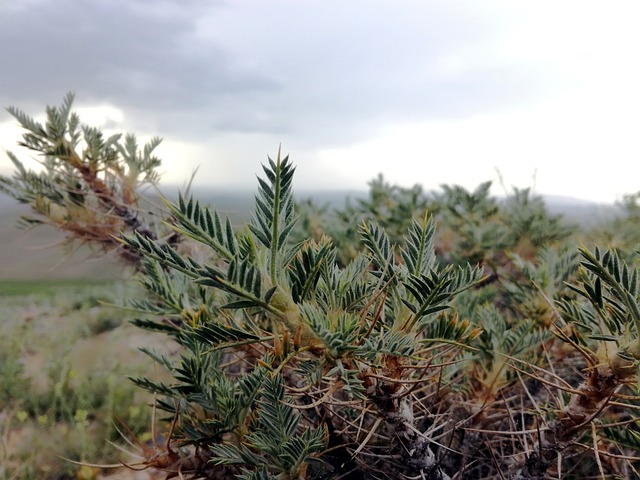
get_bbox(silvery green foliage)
[123,152,486,479]
[122,155,640,479]
[6,97,640,479]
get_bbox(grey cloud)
[194,1,558,146]
[0,0,559,148]
[0,0,280,121]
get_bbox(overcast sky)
[1,0,639,203]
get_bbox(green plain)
[0,279,119,297]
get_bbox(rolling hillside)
[0,189,620,281]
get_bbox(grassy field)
[0,279,119,297]
[0,279,175,480]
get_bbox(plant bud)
[269,286,325,352]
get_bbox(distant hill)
[539,194,620,227]
[0,199,128,281]
[0,189,622,281]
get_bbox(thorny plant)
[4,96,640,479]
[0,93,175,267]
[65,400,217,479]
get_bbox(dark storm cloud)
[0,0,555,145]
[0,0,280,129]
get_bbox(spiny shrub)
[0,92,175,267]
[4,96,640,479]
